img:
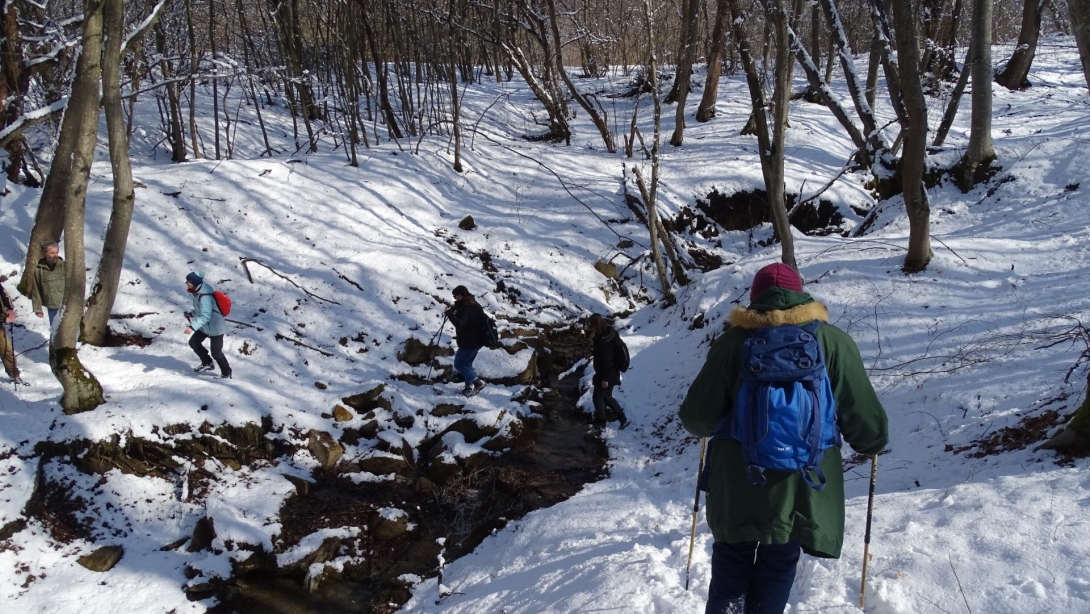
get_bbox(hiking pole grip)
[859,454,878,609]
[684,437,708,591]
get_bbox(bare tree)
[996,0,1044,89]
[1069,0,1090,90]
[957,0,996,191]
[49,0,106,414]
[696,0,729,122]
[668,0,701,145]
[642,0,677,305]
[885,0,933,272]
[82,0,138,346]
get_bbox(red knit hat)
[750,263,803,301]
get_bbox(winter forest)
[1,0,1090,611]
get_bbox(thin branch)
[239,257,340,304]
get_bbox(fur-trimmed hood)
[729,301,829,330]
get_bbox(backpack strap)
[198,292,220,314]
[800,319,828,490]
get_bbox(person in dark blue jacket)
[588,313,628,428]
[184,271,231,379]
[445,285,488,396]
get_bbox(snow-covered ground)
[2,36,1089,613]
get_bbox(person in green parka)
[681,263,888,614]
[28,242,66,328]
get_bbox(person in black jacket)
[588,313,628,428]
[445,285,488,396]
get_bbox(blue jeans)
[706,541,801,614]
[47,308,58,327]
[453,346,481,387]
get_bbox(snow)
[0,34,1089,614]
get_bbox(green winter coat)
[680,288,888,558]
[29,257,66,313]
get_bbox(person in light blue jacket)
[184,271,231,378]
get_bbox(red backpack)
[201,291,232,317]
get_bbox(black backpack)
[484,314,501,349]
[613,334,630,372]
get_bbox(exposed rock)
[342,384,393,413]
[426,456,461,486]
[187,517,215,552]
[77,545,124,572]
[482,421,533,452]
[282,536,343,575]
[372,512,410,540]
[415,477,437,494]
[458,215,476,230]
[442,418,499,444]
[397,338,434,365]
[307,430,345,470]
[284,474,313,495]
[0,518,26,541]
[231,549,277,575]
[594,260,619,279]
[333,405,354,422]
[459,450,493,472]
[431,403,465,417]
[357,452,409,476]
[314,381,328,390]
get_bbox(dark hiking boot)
[193,363,215,373]
[617,417,630,430]
[217,372,232,380]
[460,379,485,397]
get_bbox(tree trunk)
[932,47,973,147]
[957,0,996,191]
[154,21,187,162]
[543,0,614,151]
[185,0,201,159]
[447,0,463,172]
[642,0,677,306]
[1070,0,1090,91]
[820,0,886,159]
[759,0,797,269]
[1,0,30,184]
[696,0,729,122]
[787,26,868,157]
[889,0,933,273]
[996,0,1042,89]
[82,0,136,347]
[49,0,106,414]
[210,0,221,159]
[1040,371,1090,456]
[865,31,882,111]
[668,0,702,145]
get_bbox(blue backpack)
[720,320,840,490]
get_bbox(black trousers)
[592,381,625,423]
[190,330,231,375]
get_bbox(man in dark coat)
[588,313,629,428]
[445,285,488,396]
[681,263,888,614]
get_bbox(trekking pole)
[425,315,448,382]
[859,454,879,610]
[8,321,15,392]
[684,436,708,590]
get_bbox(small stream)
[211,334,608,614]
